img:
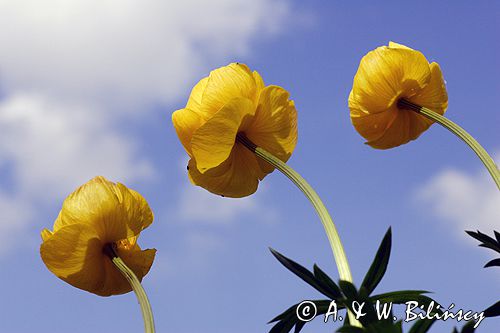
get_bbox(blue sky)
[0,1,498,333]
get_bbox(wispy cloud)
[0,94,154,199]
[0,0,292,109]
[0,0,295,256]
[414,154,500,235]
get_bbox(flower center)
[236,132,256,151]
[397,98,421,111]
[102,242,118,259]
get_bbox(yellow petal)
[40,223,106,294]
[253,70,265,102]
[41,228,53,242]
[172,108,205,156]
[246,85,298,173]
[253,70,265,92]
[186,77,209,112]
[200,63,259,118]
[191,97,256,173]
[119,245,156,282]
[350,98,399,143]
[187,143,262,198]
[352,46,431,113]
[55,176,152,243]
[365,106,413,149]
[97,245,156,296]
[410,62,448,115]
[388,41,413,50]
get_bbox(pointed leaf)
[459,321,477,333]
[361,228,392,295]
[293,321,305,333]
[466,230,500,253]
[270,248,340,299]
[269,319,295,333]
[313,264,342,298]
[484,258,500,268]
[269,300,343,333]
[408,318,436,333]
[484,300,500,317]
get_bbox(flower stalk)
[237,134,361,327]
[104,244,155,333]
[398,99,500,190]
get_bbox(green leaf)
[313,264,342,298]
[270,248,340,300]
[456,321,477,333]
[337,327,365,333]
[484,258,500,268]
[339,280,359,300]
[269,319,295,333]
[484,300,500,317]
[369,290,432,304]
[293,321,305,333]
[408,318,436,333]
[338,320,403,333]
[466,230,500,253]
[339,281,380,326]
[361,228,392,295]
[268,300,342,333]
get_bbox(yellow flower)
[349,42,448,149]
[172,63,298,198]
[40,176,156,297]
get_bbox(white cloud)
[0,94,155,254]
[0,0,292,109]
[0,191,34,256]
[415,159,500,235]
[0,0,294,256]
[0,94,154,199]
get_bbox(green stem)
[399,99,500,190]
[237,134,361,327]
[104,244,155,333]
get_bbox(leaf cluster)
[465,230,500,318]
[268,228,442,333]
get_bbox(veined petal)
[253,70,265,103]
[40,223,106,294]
[119,245,156,282]
[246,85,298,173]
[365,106,414,149]
[191,97,255,173]
[388,41,413,50]
[186,77,209,112]
[55,176,151,242]
[350,100,399,143]
[41,228,53,242]
[187,144,262,198]
[410,62,448,115]
[97,245,156,296]
[200,63,258,118]
[352,46,431,113]
[172,108,205,156]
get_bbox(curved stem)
[104,244,155,333]
[237,134,361,327]
[399,99,500,190]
